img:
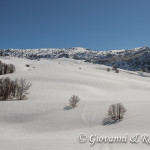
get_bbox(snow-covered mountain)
[1,46,150,72]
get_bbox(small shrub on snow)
[64,95,80,110]
[107,68,110,72]
[26,64,30,67]
[115,69,119,73]
[69,95,80,108]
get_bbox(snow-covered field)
[0,57,150,150]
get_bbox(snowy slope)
[0,57,150,149]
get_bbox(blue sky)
[0,0,150,50]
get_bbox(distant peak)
[68,47,91,51]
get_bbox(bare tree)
[107,103,127,121]
[0,61,16,75]
[0,77,13,100]
[69,95,80,108]
[10,79,18,97]
[16,79,32,100]
[0,77,32,101]
[8,64,16,73]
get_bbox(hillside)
[1,46,150,72]
[0,57,150,149]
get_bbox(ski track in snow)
[81,104,112,150]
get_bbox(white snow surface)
[0,57,150,149]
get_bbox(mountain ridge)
[0,46,150,72]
